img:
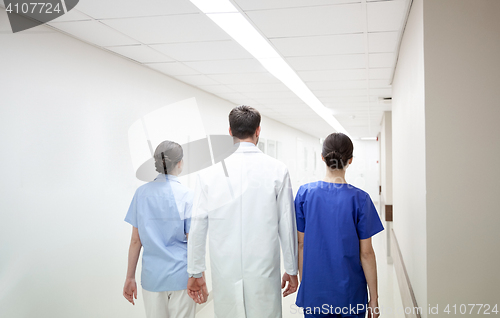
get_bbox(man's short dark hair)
[228,105,261,139]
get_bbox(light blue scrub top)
[295,182,384,312]
[125,174,193,292]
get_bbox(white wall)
[424,0,500,308]
[0,11,321,318]
[380,111,393,206]
[391,0,428,315]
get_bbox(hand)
[367,298,380,318]
[281,272,298,297]
[123,278,138,305]
[187,276,209,304]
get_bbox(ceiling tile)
[101,14,230,44]
[367,31,399,53]
[369,79,391,88]
[367,0,407,32]
[184,59,266,74]
[298,69,367,81]
[306,80,368,90]
[197,85,236,94]
[105,45,173,63]
[320,96,372,103]
[313,89,368,97]
[234,0,361,11]
[369,88,392,97]
[50,20,139,46]
[227,83,290,93]
[49,9,92,22]
[216,92,254,101]
[286,54,366,71]
[208,73,280,84]
[151,40,252,61]
[368,53,395,68]
[255,97,304,104]
[76,0,199,19]
[271,34,365,56]
[245,4,363,38]
[243,91,297,99]
[175,75,221,86]
[145,62,199,76]
[369,68,392,80]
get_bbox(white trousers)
[142,288,196,318]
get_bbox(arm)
[187,175,209,304]
[360,237,379,318]
[123,227,142,305]
[277,170,299,297]
[297,231,304,282]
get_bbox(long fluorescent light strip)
[190,0,349,135]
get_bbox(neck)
[324,168,347,184]
[233,137,257,145]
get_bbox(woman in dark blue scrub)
[295,133,384,318]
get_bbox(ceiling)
[6,0,410,138]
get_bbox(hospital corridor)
[1,0,499,318]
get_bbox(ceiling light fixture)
[189,0,349,135]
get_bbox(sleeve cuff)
[189,272,203,278]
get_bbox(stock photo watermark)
[290,304,499,315]
[4,0,79,33]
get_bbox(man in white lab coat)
[187,105,299,318]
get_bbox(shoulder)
[296,181,322,197]
[258,153,289,175]
[345,184,372,204]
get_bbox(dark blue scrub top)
[295,181,384,312]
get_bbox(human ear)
[255,126,261,138]
[229,127,233,136]
[321,155,325,162]
[349,157,353,165]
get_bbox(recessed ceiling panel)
[184,59,266,74]
[102,14,231,44]
[367,31,399,53]
[368,53,395,68]
[76,0,200,19]
[49,9,92,22]
[245,4,363,38]
[208,73,280,85]
[227,83,290,93]
[146,62,199,76]
[175,74,221,86]
[298,69,367,82]
[151,40,252,61]
[286,54,366,71]
[271,33,365,56]
[367,0,407,32]
[51,20,139,46]
[369,68,392,80]
[106,45,174,63]
[234,0,361,11]
[306,80,368,90]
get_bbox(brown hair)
[228,105,261,139]
[153,141,183,174]
[322,132,353,170]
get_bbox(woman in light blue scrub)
[123,141,196,318]
[295,133,384,318]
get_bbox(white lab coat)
[187,142,298,318]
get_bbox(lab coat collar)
[234,142,262,153]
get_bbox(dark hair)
[154,141,183,174]
[322,133,353,170]
[228,105,261,139]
